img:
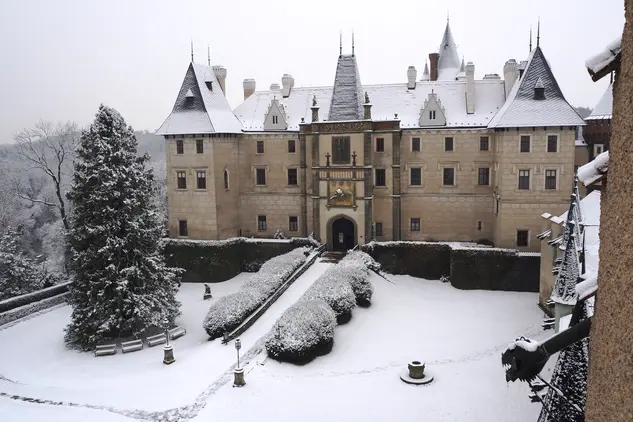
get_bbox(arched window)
[224,169,229,190]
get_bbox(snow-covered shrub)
[303,267,356,323]
[265,299,336,364]
[339,251,377,306]
[344,250,381,273]
[203,247,309,339]
[273,228,286,239]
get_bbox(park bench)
[147,333,167,347]
[94,344,117,357]
[168,326,186,340]
[121,339,143,353]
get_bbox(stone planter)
[408,361,425,379]
[400,360,434,385]
[163,345,175,365]
[233,367,245,387]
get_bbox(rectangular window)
[288,140,296,153]
[176,140,184,154]
[375,222,383,237]
[177,171,187,189]
[178,220,188,237]
[479,136,489,151]
[332,137,351,164]
[375,169,386,187]
[520,135,531,152]
[518,169,530,190]
[196,170,206,189]
[444,137,454,152]
[410,167,422,186]
[256,168,266,186]
[594,144,604,156]
[516,230,529,247]
[412,137,421,152]
[478,167,490,186]
[376,137,385,152]
[257,215,267,232]
[196,139,204,154]
[477,221,483,231]
[547,135,558,153]
[410,218,421,232]
[443,167,455,186]
[289,216,298,232]
[256,140,264,154]
[287,168,298,186]
[429,110,436,120]
[545,170,557,190]
[272,116,278,124]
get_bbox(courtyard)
[0,261,547,421]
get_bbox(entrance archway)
[329,216,357,251]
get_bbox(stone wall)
[162,238,315,283]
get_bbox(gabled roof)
[488,46,585,128]
[157,63,243,135]
[437,21,461,81]
[328,54,364,121]
[586,83,613,120]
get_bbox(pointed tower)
[328,53,364,121]
[421,62,430,81]
[437,20,461,80]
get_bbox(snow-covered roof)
[328,54,364,121]
[586,37,621,81]
[235,80,505,131]
[586,83,613,120]
[437,21,461,81]
[488,47,584,128]
[577,151,609,187]
[157,63,243,135]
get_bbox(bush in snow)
[338,261,373,307]
[265,299,336,364]
[0,226,47,301]
[203,247,309,339]
[303,267,356,324]
[64,105,182,350]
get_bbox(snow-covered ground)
[0,264,548,421]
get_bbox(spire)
[529,26,533,52]
[421,62,430,81]
[352,30,355,55]
[437,19,461,80]
[190,39,194,63]
[207,45,210,66]
[537,18,540,47]
[339,31,342,56]
[459,57,465,72]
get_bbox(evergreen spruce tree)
[0,226,44,301]
[65,105,181,350]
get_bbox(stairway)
[320,251,346,264]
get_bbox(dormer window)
[272,115,278,124]
[205,81,213,91]
[429,110,436,120]
[185,88,195,106]
[534,77,545,100]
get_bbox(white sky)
[0,0,624,143]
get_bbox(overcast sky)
[0,0,624,143]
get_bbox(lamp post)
[233,338,245,387]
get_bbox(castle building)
[157,21,584,251]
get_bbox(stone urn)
[233,367,245,387]
[408,361,425,379]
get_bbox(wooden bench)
[121,339,143,353]
[147,333,167,347]
[94,344,117,357]
[168,326,186,341]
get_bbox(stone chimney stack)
[466,62,475,114]
[212,65,227,94]
[281,74,294,98]
[243,78,256,100]
[428,53,440,81]
[407,66,417,90]
[503,59,519,99]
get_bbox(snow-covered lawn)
[0,267,548,421]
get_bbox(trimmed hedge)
[0,293,70,327]
[202,247,310,339]
[0,281,71,314]
[361,241,451,280]
[303,268,356,324]
[450,248,540,292]
[339,251,376,306]
[163,237,316,283]
[265,299,336,365]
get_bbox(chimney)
[281,74,294,98]
[212,65,227,94]
[503,59,519,99]
[428,53,440,81]
[466,62,475,114]
[407,66,417,90]
[243,78,256,100]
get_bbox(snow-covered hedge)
[203,247,310,339]
[339,251,376,306]
[303,267,356,323]
[265,299,336,364]
[0,293,69,327]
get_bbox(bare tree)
[13,121,78,231]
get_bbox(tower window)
[547,135,558,153]
[196,170,206,189]
[375,169,386,186]
[332,137,351,164]
[412,137,421,152]
[288,140,296,153]
[196,139,204,154]
[256,140,264,154]
[520,135,531,153]
[176,140,184,154]
[376,138,385,152]
[480,136,489,151]
[444,137,454,152]
[176,171,187,189]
